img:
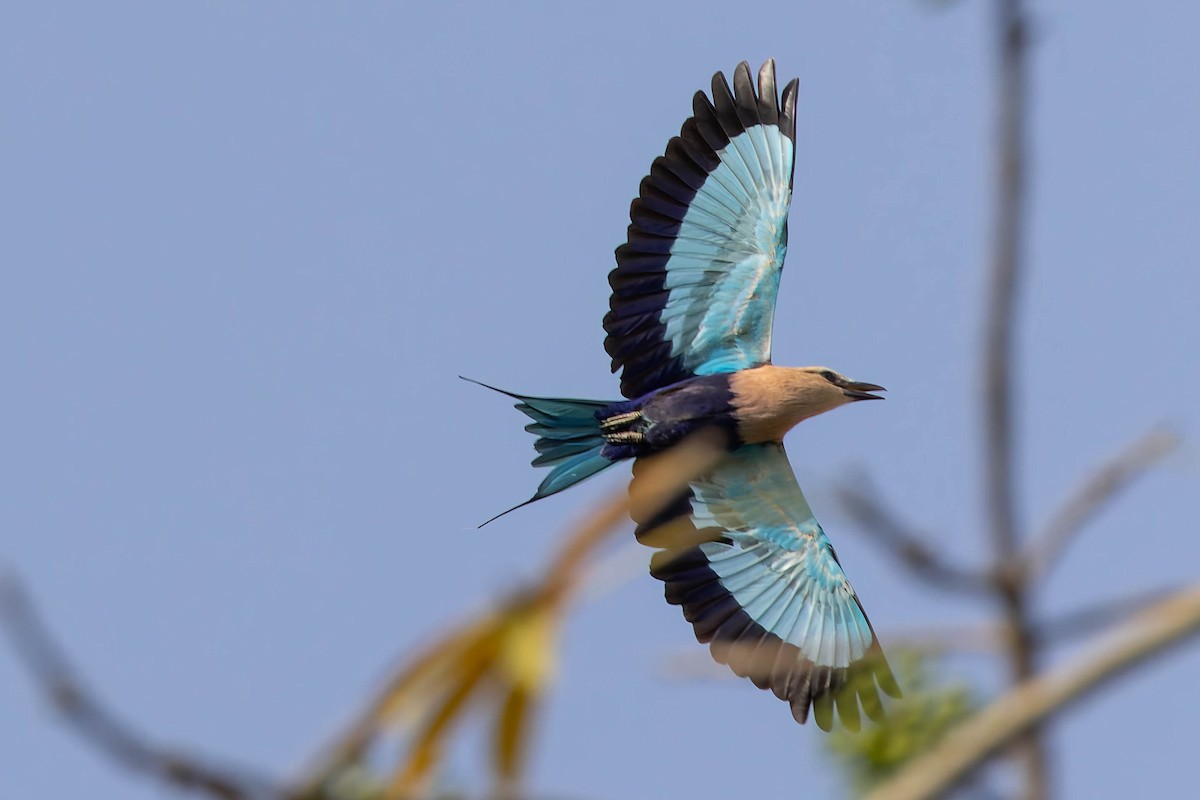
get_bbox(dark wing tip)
[874,649,903,699]
[811,689,836,731]
[780,77,800,143]
[691,87,717,125]
[731,61,762,129]
[836,687,863,732]
[710,69,732,107]
[756,59,780,126]
[653,547,900,730]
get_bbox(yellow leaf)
[492,684,537,790]
[499,605,558,691]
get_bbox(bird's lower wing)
[632,442,900,730]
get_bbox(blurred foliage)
[294,588,564,800]
[293,435,723,800]
[826,650,977,796]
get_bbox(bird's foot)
[603,430,645,444]
[601,410,643,430]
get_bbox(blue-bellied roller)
[471,60,899,730]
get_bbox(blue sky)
[3,3,1198,798]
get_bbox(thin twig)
[862,584,1200,800]
[0,572,278,800]
[835,480,990,595]
[1019,427,1180,585]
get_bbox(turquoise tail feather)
[462,377,618,526]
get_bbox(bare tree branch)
[862,584,1200,800]
[836,480,990,595]
[875,586,1181,656]
[0,572,278,800]
[666,586,1182,677]
[876,624,1009,656]
[981,0,1045,795]
[1019,427,1180,585]
[984,0,1027,573]
[1034,585,1180,645]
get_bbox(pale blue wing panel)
[604,60,798,399]
[634,443,899,730]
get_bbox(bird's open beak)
[843,381,886,401]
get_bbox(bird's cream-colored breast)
[730,365,843,444]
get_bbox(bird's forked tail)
[463,378,619,526]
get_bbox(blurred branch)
[1034,585,1179,645]
[862,584,1200,800]
[3,434,724,800]
[983,0,1026,573]
[295,431,726,800]
[537,431,723,604]
[668,585,1180,676]
[836,478,990,595]
[662,621,1003,680]
[874,586,1180,656]
[876,625,1007,656]
[981,0,1044,795]
[0,572,276,800]
[1018,427,1180,585]
[577,542,653,603]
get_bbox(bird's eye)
[820,370,837,383]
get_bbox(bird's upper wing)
[633,442,899,730]
[604,60,798,399]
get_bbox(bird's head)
[730,365,886,444]
[792,366,886,417]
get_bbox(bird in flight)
[472,59,899,730]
